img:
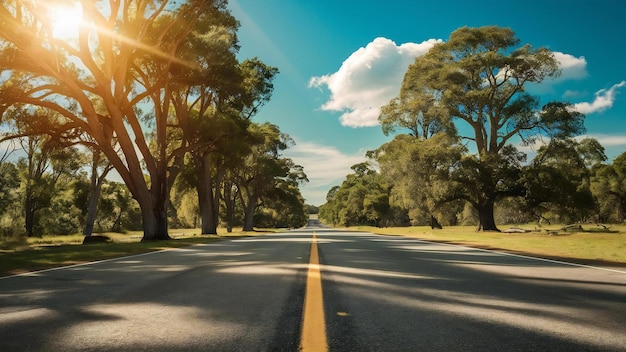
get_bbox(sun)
[48,2,84,39]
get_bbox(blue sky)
[229,0,626,206]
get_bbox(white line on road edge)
[0,248,173,280]
[411,238,626,275]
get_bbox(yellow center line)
[300,232,328,352]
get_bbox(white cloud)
[578,134,626,147]
[576,134,626,161]
[572,81,626,114]
[562,89,586,99]
[309,37,442,128]
[284,140,367,205]
[553,52,588,81]
[516,134,626,163]
[526,51,587,94]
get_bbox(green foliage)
[0,162,19,215]
[394,26,582,230]
[319,163,409,227]
[254,181,307,228]
[323,26,619,229]
[304,204,319,214]
[495,197,534,225]
[170,188,200,229]
[521,138,603,223]
[373,133,464,226]
[591,151,626,223]
[0,162,22,238]
[39,188,83,236]
[0,0,306,240]
[235,122,308,230]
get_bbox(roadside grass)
[0,228,271,277]
[3,223,624,277]
[350,224,626,266]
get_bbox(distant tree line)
[0,0,308,240]
[320,26,625,230]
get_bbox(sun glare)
[49,3,83,39]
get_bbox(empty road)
[1,222,625,351]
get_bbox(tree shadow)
[318,233,626,352]
[0,234,312,351]
[1,231,624,351]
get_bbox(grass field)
[351,224,626,267]
[0,228,268,277]
[1,224,625,277]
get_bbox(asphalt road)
[1,221,625,351]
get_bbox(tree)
[235,122,307,231]
[373,133,464,226]
[396,26,585,231]
[0,0,229,240]
[305,204,319,214]
[0,161,19,216]
[254,177,308,229]
[96,181,140,233]
[591,151,626,223]
[521,138,602,223]
[0,161,20,237]
[177,57,278,235]
[379,71,455,139]
[17,134,82,237]
[166,3,244,235]
[319,186,341,226]
[82,147,113,236]
[40,176,84,236]
[318,162,407,228]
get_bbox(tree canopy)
[376,26,586,231]
[322,26,616,230]
[0,0,307,239]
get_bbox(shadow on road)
[1,229,624,351]
[317,231,626,352]
[0,234,312,351]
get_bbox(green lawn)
[351,224,626,266]
[0,228,266,277]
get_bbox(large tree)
[166,2,244,235]
[0,0,233,240]
[169,18,278,235]
[396,26,585,231]
[189,59,278,235]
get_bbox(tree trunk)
[242,194,257,232]
[111,209,123,233]
[24,196,36,237]
[430,215,443,229]
[197,155,218,235]
[198,190,218,235]
[82,184,100,237]
[140,201,170,241]
[140,172,170,241]
[223,182,235,233]
[476,200,499,232]
[83,159,110,237]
